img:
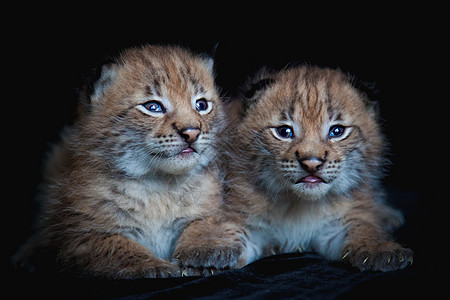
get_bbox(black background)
[4,7,441,297]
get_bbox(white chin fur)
[160,154,200,175]
[291,182,331,201]
[116,143,217,178]
[115,152,201,177]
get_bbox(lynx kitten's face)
[236,67,383,200]
[83,46,224,177]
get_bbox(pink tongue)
[300,175,323,183]
[181,148,194,154]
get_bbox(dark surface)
[8,187,434,299]
[7,254,424,299]
[5,10,441,299]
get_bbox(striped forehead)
[144,63,208,99]
[281,78,333,124]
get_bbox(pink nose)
[181,128,200,143]
[300,158,323,172]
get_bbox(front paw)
[179,266,223,277]
[146,260,181,278]
[174,242,244,271]
[341,241,413,272]
[125,259,180,279]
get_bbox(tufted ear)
[203,56,215,74]
[203,41,220,74]
[352,78,381,117]
[90,63,117,103]
[78,62,118,117]
[243,77,275,99]
[240,67,275,111]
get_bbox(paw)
[179,266,224,277]
[146,260,181,278]
[341,241,413,272]
[124,259,181,279]
[174,242,244,270]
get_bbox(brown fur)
[175,66,413,273]
[13,45,226,278]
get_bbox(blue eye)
[195,98,209,111]
[329,125,345,138]
[276,125,294,139]
[142,101,165,113]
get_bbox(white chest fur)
[103,174,217,260]
[243,199,347,264]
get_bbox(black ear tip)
[350,78,381,113]
[243,78,275,99]
[211,41,220,58]
[79,53,118,98]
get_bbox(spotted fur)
[13,45,226,278]
[175,65,413,273]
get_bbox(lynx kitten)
[14,45,226,278]
[175,65,413,273]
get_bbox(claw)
[387,256,391,264]
[341,252,349,260]
[362,257,369,264]
[181,268,188,277]
[399,255,404,262]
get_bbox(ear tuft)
[243,77,275,99]
[239,67,275,111]
[351,78,381,117]
[90,63,117,103]
[203,56,214,74]
[77,61,118,118]
[203,41,220,74]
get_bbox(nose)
[180,128,201,143]
[299,157,324,172]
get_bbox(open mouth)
[296,175,326,185]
